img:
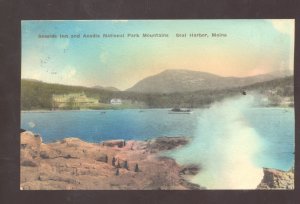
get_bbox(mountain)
[126,69,292,93]
[21,75,293,110]
[92,85,120,91]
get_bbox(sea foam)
[168,94,264,189]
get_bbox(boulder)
[20,128,26,133]
[39,151,50,159]
[102,140,125,148]
[179,179,204,190]
[96,153,108,163]
[21,131,42,148]
[147,136,189,153]
[38,175,80,184]
[21,159,38,167]
[179,164,200,175]
[257,168,294,189]
[20,131,42,158]
[60,137,82,147]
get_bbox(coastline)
[20,131,294,190]
[21,108,166,113]
[20,131,203,190]
[21,106,294,113]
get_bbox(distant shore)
[21,105,294,113]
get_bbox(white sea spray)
[168,94,264,189]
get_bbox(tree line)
[21,76,294,110]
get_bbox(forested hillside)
[21,76,294,110]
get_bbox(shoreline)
[20,131,294,190]
[21,106,294,113]
[21,108,170,113]
[20,131,203,190]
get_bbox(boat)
[168,107,193,114]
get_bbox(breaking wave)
[169,94,264,189]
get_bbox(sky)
[21,19,295,90]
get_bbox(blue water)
[21,109,199,142]
[21,107,294,171]
[245,108,295,171]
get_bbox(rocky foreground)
[20,132,202,190]
[20,132,294,190]
[257,168,294,189]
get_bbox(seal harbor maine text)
[176,33,227,38]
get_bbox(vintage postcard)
[20,20,294,190]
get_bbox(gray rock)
[40,151,49,159]
[21,160,38,167]
[257,168,294,189]
[102,140,125,148]
[96,153,108,163]
[147,136,189,153]
[179,164,200,175]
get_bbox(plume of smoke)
[168,94,264,189]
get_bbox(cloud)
[269,19,294,38]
